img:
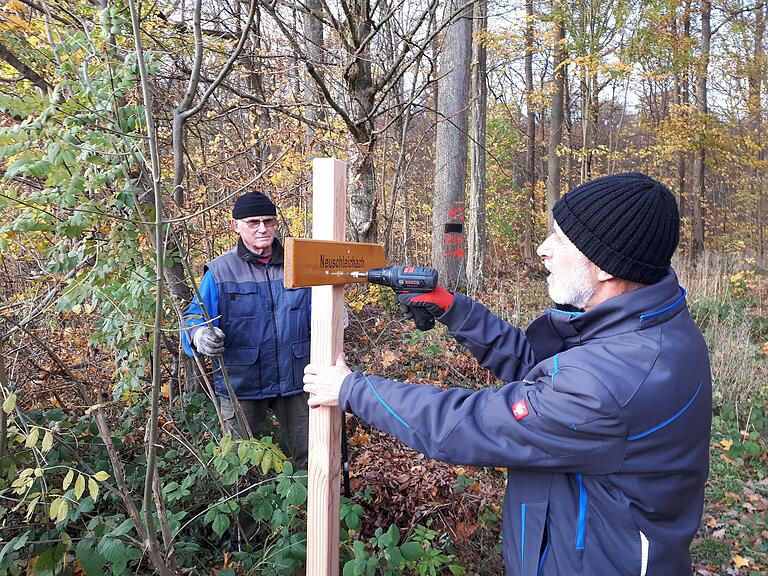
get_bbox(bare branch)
[259,0,362,138]
[172,0,258,205]
[16,0,72,25]
[0,41,52,95]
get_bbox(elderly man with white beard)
[304,173,712,576]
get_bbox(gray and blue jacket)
[340,268,711,575]
[182,238,311,399]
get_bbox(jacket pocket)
[284,287,311,310]
[520,500,549,576]
[291,339,311,389]
[583,481,644,575]
[224,346,260,366]
[219,346,261,397]
[226,286,268,318]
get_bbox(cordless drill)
[351,266,439,330]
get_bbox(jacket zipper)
[576,473,587,550]
[264,264,280,392]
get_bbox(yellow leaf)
[93,471,110,481]
[25,496,39,522]
[161,383,170,399]
[261,450,272,475]
[56,499,68,523]
[2,393,16,414]
[49,496,62,520]
[62,469,74,491]
[25,427,39,448]
[732,555,750,568]
[0,13,30,33]
[720,439,733,451]
[41,431,53,453]
[74,473,85,499]
[88,477,99,502]
[3,0,27,12]
[762,341,768,355]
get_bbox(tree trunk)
[248,7,271,173]
[347,138,377,243]
[589,73,600,177]
[564,72,574,192]
[466,0,487,295]
[546,1,566,231]
[0,41,53,95]
[675,0,691,220]
[432,0,472,290]
[522,0,537,262]
[302,0,325,145]
[692,0,710,256]
[579,65,590,182]
[345,1,377,243]
[749,2,765,257]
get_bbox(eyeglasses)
[239,217,276,230]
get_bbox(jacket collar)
[525,268,687,360]
[237,237,284,265]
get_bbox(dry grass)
[673,252,741,301]
[675,252,767,405]
[703,311,765,404]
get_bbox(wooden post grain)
[306,158,345,576]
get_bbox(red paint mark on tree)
[449,205,465,222]
[444,233,464,247]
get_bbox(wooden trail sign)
[284,238,386,288]
[289,158,388,576]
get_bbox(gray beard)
[546,263,596,310]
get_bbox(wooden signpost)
[290,158,386,576]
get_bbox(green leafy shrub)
[1,394,467,575]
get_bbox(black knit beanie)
[552,173,679,284]
[232,191,277,219]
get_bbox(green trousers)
[220,394,309,550]
[219,393,309,470]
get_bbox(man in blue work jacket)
[182,191,311,469]
[304,173,712,576]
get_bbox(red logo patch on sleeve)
[511,399,529,421]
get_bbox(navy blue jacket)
[340,269,711,575]
[182,239,311,399]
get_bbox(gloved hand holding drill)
[193,326,226,356]
[397,286,454,325]
[352,266,453,330]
